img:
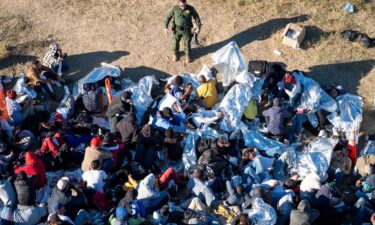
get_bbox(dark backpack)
[248,60,269,78]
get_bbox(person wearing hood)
[14,151,47,189]
[47,177,87,218]
[106,91,134,133]
[110,207,129,225]
[290,200,320,225]
[262,98,292,141]
[81,136,113,172]
[82,83,104,114]
[0,172,47,225]
[136,173,169,214]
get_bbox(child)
[82,160,107,193]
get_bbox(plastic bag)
[248,198,277,225]
[73,63,121,97]
[211,41,247,87]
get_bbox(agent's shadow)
[307,59,375,94]
[65,50,129,81]
[193,14,309,61]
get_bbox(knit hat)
[90,137,102,147]
[116,207,128,220]
[56,177,69,191]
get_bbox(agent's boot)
[172,52,178,62]
[185,54,191,63]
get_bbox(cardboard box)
[281,23,306,49]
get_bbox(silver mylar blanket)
[293,71,338,127]
[72,63,121,97]
[247,198,277,225]
[212,41,247,87]
[327,93,363,142]
[293,137,338,180]
[124,76,158,124]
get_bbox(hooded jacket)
[290,200,320,225]
[81,146,113,172]
[14,152,47,189]
[262,106,291,135]
[116,111,138,144]
[14,175,35,206]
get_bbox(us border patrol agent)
[164,0,201,63]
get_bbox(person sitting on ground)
[328,147,352,185]
[82,83,104,114]
[280,71,302,108]
[224,180,245,207]
[14,171,35,206]
[100,132,127,171]
[165,75,193,104]
[5,90,48,126]
[163,128,183,161]
[14,151,47,190]
[262,98,292,141]
[81,136,113,172]
[106,91,134,133]
[42,43,68,74]
[115,108,137,148]
[243,97,258,122]
[195,75,218,109]
[158,88,185,114]
[290,199,320,225]
[48,203,90,225]
[152,107,185,133]
[184,103,224,129]
[241,147,274,184]
[261,64,285,106]
[82,160,108,193]
[26,59,65,99]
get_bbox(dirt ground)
[0,0,374,132]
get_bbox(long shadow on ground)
[65,50,129,81]
[122,66,172,82]
[192,14,309,61]
[307,59,375,94]
[0,55,37,71]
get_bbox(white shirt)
[82,170,107,193]
[158,94,183,113]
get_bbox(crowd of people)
[0,42,374,225]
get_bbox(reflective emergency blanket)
[212,41,247,87]
[293,137,337,180]
[219,77,262,132]
[13,74,37,99]
[293,71,338,127]
[182,130,199,173]
[124,76,157,123]
[327,94,363,142]
[247,198,277,225]
[72,63,121,97]
[242,128,285,155]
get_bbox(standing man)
[164,0,202,63]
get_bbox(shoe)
[185,55,191,63]
[172,53,178,62]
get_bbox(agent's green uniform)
[164,4,201,56]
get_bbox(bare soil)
[0,0,374,132]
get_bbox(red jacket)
[40,133,64,157]
[14,152,47,189]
